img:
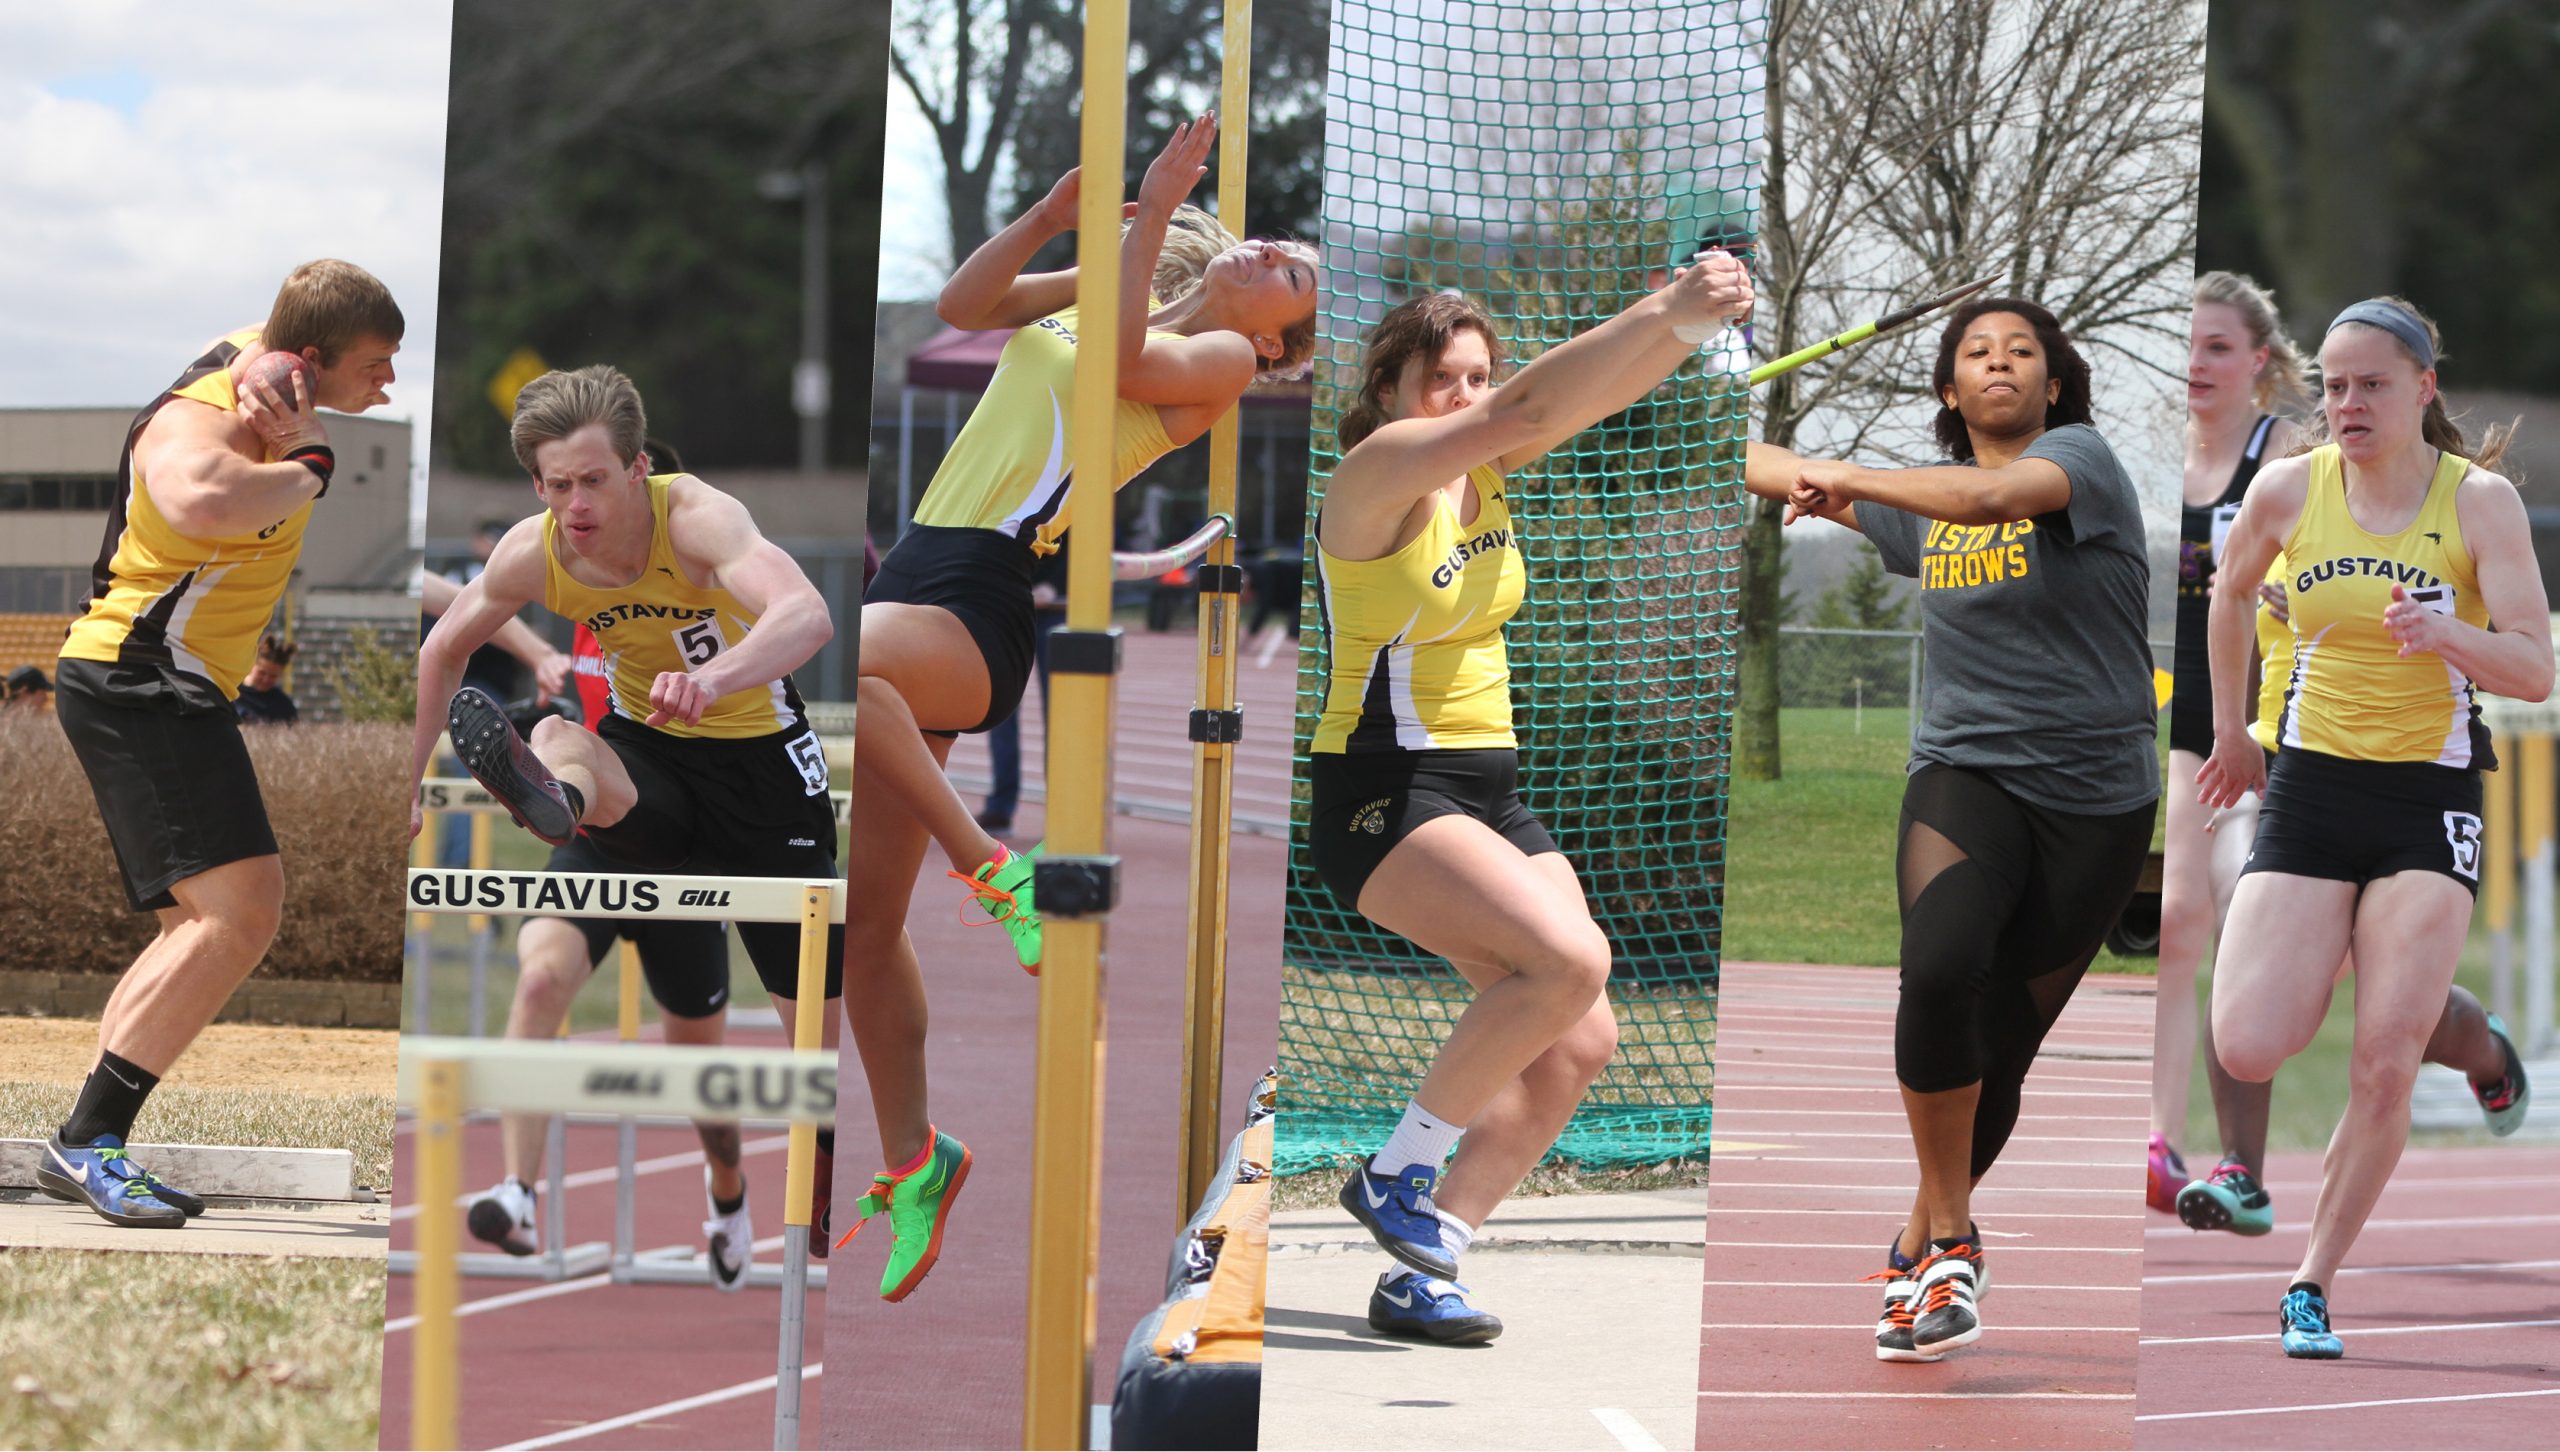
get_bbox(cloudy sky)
[0,3,451,525]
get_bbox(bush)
[327,625,418,725]
[0,713,405,982]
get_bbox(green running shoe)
[2475,1013,2530,1137]
[837,1128,972,1302]
[950,844,1042,975]
[2176,1156,2274,1236]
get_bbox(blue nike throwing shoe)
[37,1134,188,1228]
[1339,1161,1458,1279]
[2279,1282,2343,1359]
[1369,1270,1502,1344]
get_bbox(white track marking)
[1591,1408,1666,1452]
[2142,1316,2560,1347]
[2135,1387,2560,1423]
[492,1364,822,1450]
[2143,1256,2560,1286]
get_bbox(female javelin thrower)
[1319,253,1752,1343]
[2200,297,2549,1357]
[1750,299,2160,1362]
[2159,278,2527,1240]
[838,115,1318,1301]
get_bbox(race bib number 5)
[786,731,829,796]
[672,616,726,668]
[2444,811,2484,881]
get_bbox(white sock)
[1435,1208,1475,1257]
[1369,1100,1464,1177]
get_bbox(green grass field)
[1722,707,2160,973]
[0,1249,381,1449]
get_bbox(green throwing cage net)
[1277,0,1763,1174]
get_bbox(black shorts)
[533,834,733,1020]
[55,658,279,912]
[866,524,1039,736]
[579,714,844,1000]
[1306,748,1559,908]
[2244,747,2484,896]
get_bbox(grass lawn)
[0,1249,382,1449]
[1722,707,2164,974]
[0,1081,395,1194]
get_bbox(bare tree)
[1743,0,2202,780]
[889,0,1047,271]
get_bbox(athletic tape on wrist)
[286,444,335,496]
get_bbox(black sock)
[61,1051,159,1146]
[1930,1234,1975,1254]
[559,779,586,821]
[2287,1279,2324,1299]
[713,1182,747,1216]
[816,1129,833,1158]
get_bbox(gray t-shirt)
[1855,423,2160,814]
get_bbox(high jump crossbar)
[400,867,837,1452]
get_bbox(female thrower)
[2162,277,2527,1240]
[838,116,1318,1301]
[1320,253,1752,1343]
[1749,299,2160,1362]
[2200,297,2549,1357]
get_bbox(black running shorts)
[2244,747,2485,896]
[864,524,1040,736]
[579,713,844,1000]
[55,658,279,912]
[535,833,734,1020]
[1307,747,1559,909]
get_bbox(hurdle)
[2481,698,2557,1054]
[1021,0,1132,1441]
[400,866,839,1450]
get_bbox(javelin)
[1745,274,1999,387]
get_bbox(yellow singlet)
[910,305,1176,554]
[543,475,806,740]
[2249,549,2290,754]
[2274,445,2492,766]
[1312,465,1526,754]
[61,328,312,701]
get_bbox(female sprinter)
[2163,278,2528,1241]
[1318,254,1752,1343]
[1751,299,2160,1362]
[2152,271,2307,1213]
[2200,298,2548,1357]
[838,115,1318,1302]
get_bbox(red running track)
[379,1014,828,1450]
[2136,1143,2560,1448]
[1698,962,2152,1449]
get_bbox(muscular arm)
[414,522,549,793]
[1329,261,1750,531]
[133,399,327,539]
[1808,457,2073,528]
[668,478,834,706]
[2209,461,2305,753]
[2418,476,2555,701]
[936,196,1080,333]
[420,571,569,696]
[1743,440,1860,530]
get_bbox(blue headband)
[2327,300,2435,371]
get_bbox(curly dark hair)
[1929,297,2093,461]
[1338,292,1509,452]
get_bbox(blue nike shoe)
[1338,1161,1457,1279]
[36,1134,187,1228]
[1368,1271,1502,1344]
[2279,1283,2343,1359]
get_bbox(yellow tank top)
[1312,465,1525,753]
[2274,446,2491,765]
[61,329,313,701]
[910,305,1177,554]
[2249,549,2290,753]
[543,475,806,740]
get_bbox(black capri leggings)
[1893,764,2156,1178]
